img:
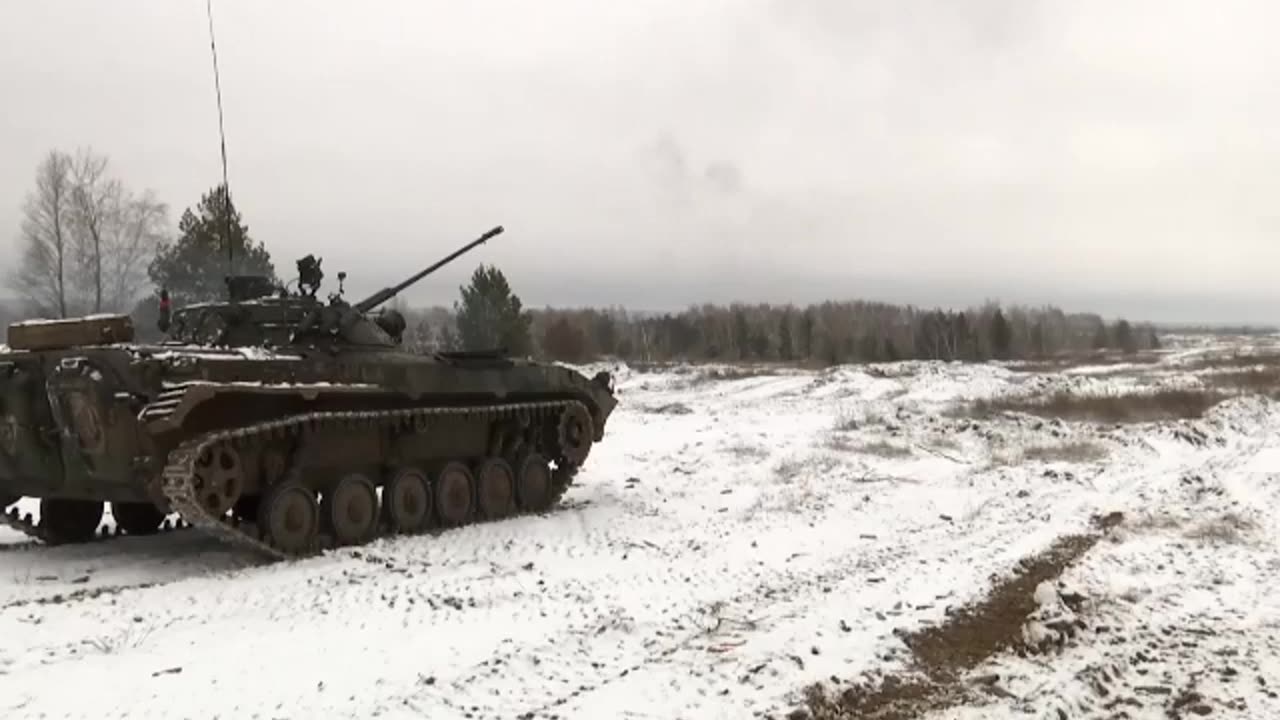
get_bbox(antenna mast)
[206,0,234,280]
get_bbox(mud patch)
[792,513,1122,719]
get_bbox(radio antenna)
[206,0,234,280]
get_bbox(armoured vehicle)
[0,226,617,560]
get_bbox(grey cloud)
[1,0,1277,324]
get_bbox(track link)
[160,400,588,561]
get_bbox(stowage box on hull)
[7,314,135,351]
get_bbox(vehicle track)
[160,399,588,560]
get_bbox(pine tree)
[778,310,795,362]
[592,312,617,356]
[1092,322,1110,350]
[989,309,1013,360]
[1030,320,1046,359]
[146,184,275,306]
[799,309,815,359]
[542,316,588,362]
[732,307,751,359]
[1114,319,1136,354]
[454,264,532,354]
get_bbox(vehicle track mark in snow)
[392,541,914,718]
[391,466,1140,719]
[0,579,161,611]
[917,403,1280,720]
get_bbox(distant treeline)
[1154,323,1278,336]
[400,301,1161,366]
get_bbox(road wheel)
[258,480,319,555]
[321,473,379,546]
[515,452,553,512]
[383,467,432,534]
[476,457,516,520]
[434,461,473,527]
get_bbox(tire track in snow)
[383,443,1215,719]
[369,394,1253,718]
[998,437,1280,720]
[900,399,1280,720]
[389,535,916,718]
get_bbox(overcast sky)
[2,0,1278,323]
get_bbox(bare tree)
[105,188,168,312]
[46,147,169,316]
[9,151,78,317]
[69,148,121,313]
[10,148,167,318]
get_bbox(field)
[2,334,1280,719]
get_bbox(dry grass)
[1007,351,1162,374]
[961,348,1280,424]
[825,435,914,458]
[965,388,1228,424]
[1123,512,1187,533]
[929,436,960,452]
[637,401,694,415]
[1185,512,1259,545]
[626,361,788,386]
[774,457,808,482]
[988,441,1108,467]
[832,411,862,432]
[723,440,770,460]
[1181,350,1280,372]
[822,434,855,453]
[833,408,893,431]
[1201,367,1280,397]
[1113,510,1259,546]
[853,440,914,459]
[699,366,781,381]
[1022,441,1109,464]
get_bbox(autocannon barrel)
[352,225,504,314]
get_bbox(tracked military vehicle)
[0,226,617,560]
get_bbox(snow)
[143,346,305,362]
[3,337,1280,719]
[7,313,126,327]
[236,346,305,361]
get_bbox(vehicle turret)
[159,225,503,350]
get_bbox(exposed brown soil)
[792,512,1124,720]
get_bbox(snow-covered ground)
[2,336,1280,719]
